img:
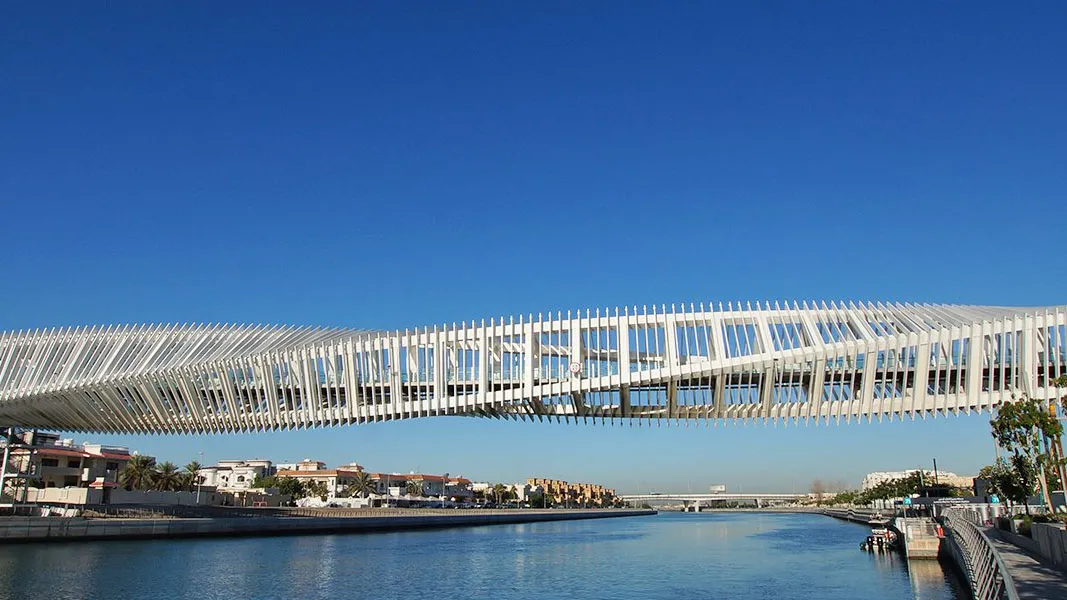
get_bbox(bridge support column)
[693,502,701,513]
[755,498,761,509]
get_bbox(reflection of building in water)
[907,557,964,596]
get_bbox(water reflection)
[0,513,965,600]
[906,558,965,600]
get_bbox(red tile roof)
[410,474,447,482]
[368,473,409,481]
[11,447,89,458]
[10,447,132,461]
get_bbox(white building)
[507,483,542,503]
[861,470,973,491]
[198,459,273,491]
[275,459,326,472]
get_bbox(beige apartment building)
[528,477,617,507]
[3,432,133,493]
[276,460,365,497]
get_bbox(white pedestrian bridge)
[0,302,1064,434]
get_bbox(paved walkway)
[985,533,1067,600]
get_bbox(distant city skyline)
[2,3,1064,494]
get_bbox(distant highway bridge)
[620,492,805,510]
[1,302,1065,433]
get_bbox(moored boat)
[860,514,898,552]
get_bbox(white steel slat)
[2,304,1066,432]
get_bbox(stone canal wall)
[0,508,656,543]
[820,507,880,524]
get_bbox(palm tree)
[183,461,203,492]
[406,481,422,497]
[119,455,157,491]
[154,461,182,492]
[347,472,375,498]
[492,483,508,504]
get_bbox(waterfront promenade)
[828,505,1067,599]
[987,533,1067,600]
[0,507,654,543]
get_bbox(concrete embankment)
[821,507,880,524]
[0,508,655,544]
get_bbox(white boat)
[861,515,898,552]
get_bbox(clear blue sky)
[2,3,1065,493]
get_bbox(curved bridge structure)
[1,303,1065,434]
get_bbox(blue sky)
[2,3,1065,493]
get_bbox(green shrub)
[1017,515,1033,537]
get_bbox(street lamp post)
[196,451,204,504]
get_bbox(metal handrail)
[942,507,1020,600]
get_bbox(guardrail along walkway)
[986,534,1067,600]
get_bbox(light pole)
[196,451,203,504]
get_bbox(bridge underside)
[1,302,1065,434]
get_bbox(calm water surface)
[0,512,964,600]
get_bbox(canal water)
[0,512,964,600]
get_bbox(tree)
[343,472,375,498]
[831,490,859,505]
[154,461,182,492]
[857,471,930,505]
[305,480,328,501]
[275,477,304,500]
[810,479,826,505]
[991,395,1064,512]
[119,455,157,491]
[1050,375,1067,492]
[252,474,277,489]
[182,461,203,491]
[979,458,1035,510]
[491,483,508,504]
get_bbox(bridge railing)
[941,507,1019,600]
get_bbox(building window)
[106,462,119,471]
[237,476,245,483]
[68,460,81,468]
[41,458,59,468]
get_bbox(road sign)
[990,495,1000,504]
[903,497,912,506]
